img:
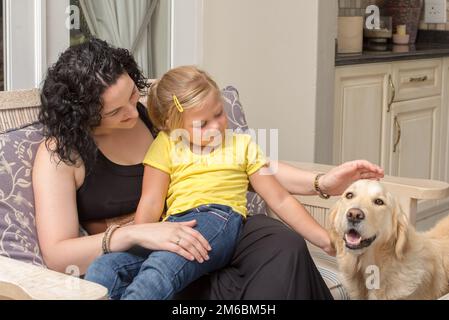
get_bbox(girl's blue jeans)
[84,204,243,300]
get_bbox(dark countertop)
[335,42,449,66]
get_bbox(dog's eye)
[374,199,384,206]
[345,192,354,199]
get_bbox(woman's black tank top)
[76,103,157,222]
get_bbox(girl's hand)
[320,160,384,196]
[130,220,212,263]
[322,243,336,257]
[320,233,336,257]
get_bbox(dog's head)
[328,180,408,258]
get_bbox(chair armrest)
[279,161,449,225]
[0,89,40,111]
[284,161,449,200]
[0,255,108,300]
[283,161,449,200]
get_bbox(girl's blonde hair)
[148,65,220,132]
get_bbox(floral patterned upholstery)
[0,123,45,266]
[222,86,268,216]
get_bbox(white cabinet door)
[333,64,391,166]
[384,96,441,180]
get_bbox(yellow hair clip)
[173,95,184,113]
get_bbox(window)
[68,0,170,78]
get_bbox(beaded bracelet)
[102,224,120,254]
[314,173,330,199]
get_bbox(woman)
[33,38,384,299]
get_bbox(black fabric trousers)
[176,214,333,300]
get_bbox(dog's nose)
[346,208,365,223]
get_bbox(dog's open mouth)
[344,229,377,250]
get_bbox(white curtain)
[79,0,159,77]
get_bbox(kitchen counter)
[335,42,449,66]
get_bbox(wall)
[315,1,339,164]
[201,0,337,163]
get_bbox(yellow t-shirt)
[143,131,267,219]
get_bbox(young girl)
[123,65,333,300]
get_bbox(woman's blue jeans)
[84,204,243,300]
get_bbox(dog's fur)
[328,180,449,300]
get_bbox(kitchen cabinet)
[333,63,391,166]
[334,57,449,229]
[334,58,446,182]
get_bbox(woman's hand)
[129,220,212,263]
[319,160,384,196]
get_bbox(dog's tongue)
[345,230,362,246]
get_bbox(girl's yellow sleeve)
[143,132,172,174]
[246,136,268,176]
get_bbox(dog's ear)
[327,201,339,233]
[393,198,409,260]
[327,201,343,253]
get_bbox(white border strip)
[34,0,46,88]
[4,0,12,90]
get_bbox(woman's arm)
[272,160,384,196]
[249,169,334,255]
[134,166,169,224]
[33,142,135,274]
[33,142,210,275]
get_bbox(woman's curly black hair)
[39,38,149,173]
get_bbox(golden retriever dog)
[328,180,449,300]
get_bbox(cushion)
[307,243,350,300]
[222,86,268,216]
[0,122,45,266]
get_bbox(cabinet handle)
[393,116,401,153]
[388,74,395,113]
[409,75,428,82]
